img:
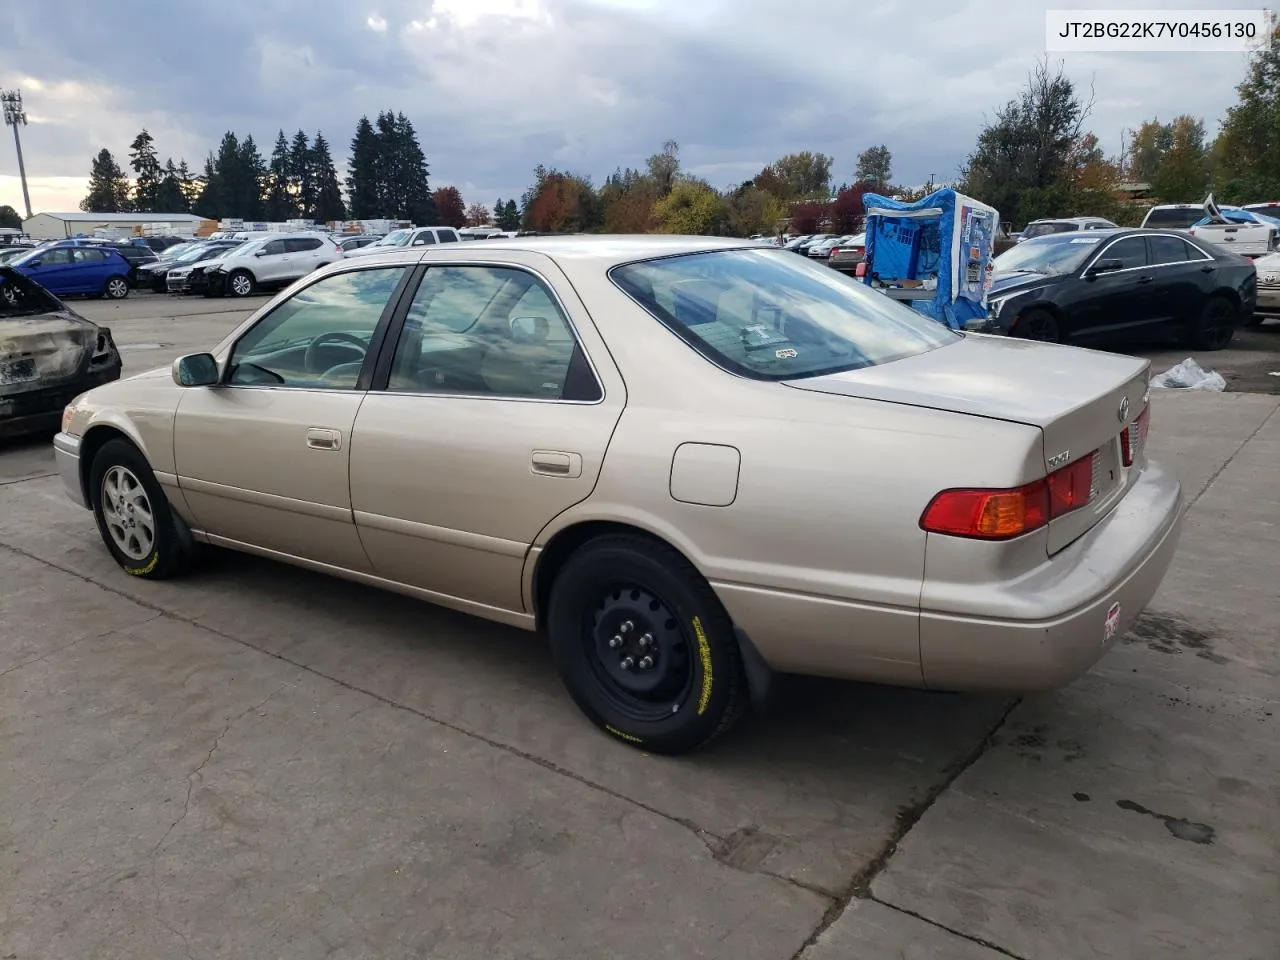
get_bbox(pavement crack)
[0,612,162,681]
[868,896,1031,960]
[787,698,1021,960]
[1189,401,1279,508]
[0,472,57,486]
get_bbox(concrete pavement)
[1,310,1277,957]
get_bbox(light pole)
[2,89,33,221]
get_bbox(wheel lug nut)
[620,656,635,671]
[639,655,654,670]
[620,620,634,634]
[639,633,653,648]
[608,635,623,649]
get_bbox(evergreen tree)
[309,132,346,223]
[195,151,222,218]
[238,134,267,219]
[128,129,162,211]
[289,129,315,219]
[501,199,519,230]
[81,148,132,213]
[264,130,298,221]
[177,160,202,211]
[155,158,188,212]
[346,116,380,218]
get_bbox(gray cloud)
[0,0,1251,212]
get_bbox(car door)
[23,247,75,292]
[252,238,290,283]
[349,259,625,615]
[1144,234,1210,327]
[72,248,111,292]
[172,264,414,569]
[1069,235,1158,341]
[284,237,324,278]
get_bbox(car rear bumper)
[918,458,1184,691]
[54,431,86,508]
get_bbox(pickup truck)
[1188,195,1280,259]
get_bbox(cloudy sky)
[0,0,1257,217]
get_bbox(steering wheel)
[304,331,368,373]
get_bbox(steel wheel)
[229,271,254,297]
[105,276,130,299]
[583,583,695,723]
[100,465,155,561]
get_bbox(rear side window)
[262,239,286,256]
[285,238,323,253]
[73,248,107,262]
[611,248,959,382]
[438,230,459,243]
[1147,235,1189,265]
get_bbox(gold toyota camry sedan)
[54,236,1184,753]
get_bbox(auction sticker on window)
[1103,602,1122,643]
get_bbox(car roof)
[427,234,754,264]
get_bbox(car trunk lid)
[784,334,1151,554]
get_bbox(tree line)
[961,28,1280,228]
[75,30,1278,235]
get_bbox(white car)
[194,232,344,298]
[1250,251,1280,320]
[344,226,462,258]
[1189,196,1280,259]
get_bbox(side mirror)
[254,249,267,257]
[27,260,41,268]
[172,353,219,387]
[1087,258,1123,277]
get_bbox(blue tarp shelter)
[861,188,1000,329]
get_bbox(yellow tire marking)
[124,553,159,576]
[605,725,644,744]
[692,616,713,715]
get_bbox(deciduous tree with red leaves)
[790,201,831,235]
[433,186,466,228]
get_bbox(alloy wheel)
[106,277,129,299]
[230,273,253,297]
[100,465,155,561]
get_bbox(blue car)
[9,244,133,299]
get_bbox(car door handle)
[1136,275,1154,284]
[531,450,582,478]
[306,427,342,451]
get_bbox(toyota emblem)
[1118,395,1130,423]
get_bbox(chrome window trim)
[1082,232,1215,276]
[381,257,608,406]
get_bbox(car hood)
[785,333,1149,475]
[988,271,1069,297]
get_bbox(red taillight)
[1120,406,1150,467]
[921,452,1098,540]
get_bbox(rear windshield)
[1142,207,1202,229]
[1023,221,1078,239]
[610,248,958,381]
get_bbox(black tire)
[89,438,193,579]
[546,534,747,754]
[1013,307,1060,342]
[1190,296,1237,351]
[104,275,130,299]
[226,269,255,298]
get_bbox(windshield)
[160,241,200,260]
[372,230,411,247]
[994,234,1102,276]
[610,248,959,381]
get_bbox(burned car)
[1,267,122,438]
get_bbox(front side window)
[411,231,436,246]
[27,248,73,266]
[611,248,959,381]
[387,265,593,400]
[226,267,407,389]
[1102,237,1148,270]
